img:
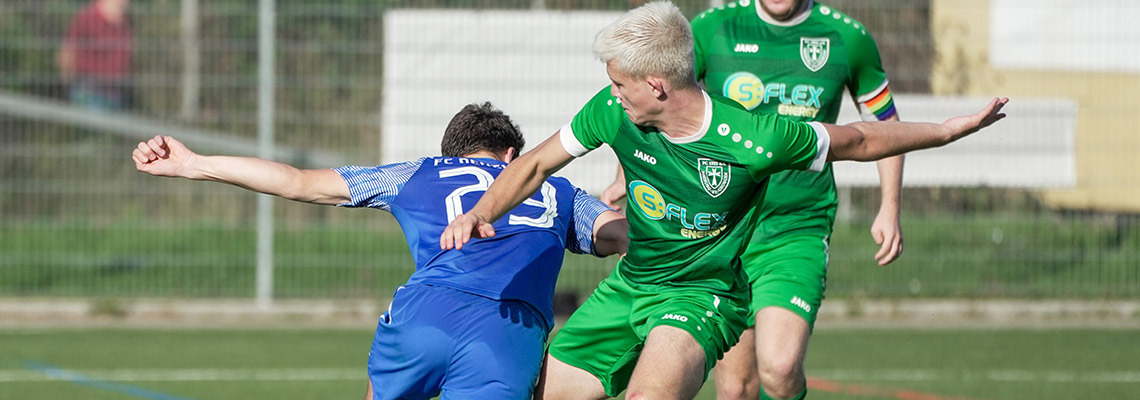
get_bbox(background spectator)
[58,0,133,111]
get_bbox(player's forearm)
[187,155,299,193]
[188,155,345,204]
[874,114,904,213]
[830,98,1008,162]
[469,152,557,223]
[592,210,629,257]
[469,134,574,223]
[875,154,903,214]
[828,121,952,162]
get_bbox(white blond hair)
[592,1,697,88]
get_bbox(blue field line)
[22,361,196,400]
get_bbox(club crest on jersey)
[800,37,830,72]
[698,158,731,198]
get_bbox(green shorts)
[547,263,749,397]
[741,234,829,329]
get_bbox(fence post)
[255,0,276,310]
[180,0,200,121]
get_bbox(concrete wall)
[931,0,1140,212]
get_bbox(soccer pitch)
[1,327,1136,400]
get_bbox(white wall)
[383,9,1077,192]
[991,0,1140,73]
[382,10,621,194]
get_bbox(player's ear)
[647,75,667,99]
[502,147,517,163]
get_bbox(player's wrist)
[181,154,210,180]
[877,202,899,215]
[939,121,967,144]
[464,210,492,225]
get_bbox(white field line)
[0,368,362,383]
[810,369,1140,384]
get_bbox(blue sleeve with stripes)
[565,188,613,256]
[333,158,425,212]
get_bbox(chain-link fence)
[1,0,1136,303]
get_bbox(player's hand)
[132,135,196,178]
[600,180,626,212]
[440,213,496,250]
[870,210,903,266]
[942,97,1009,141]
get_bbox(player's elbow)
[593,216,629,257]
[830,130,873,162]
[281,172,343,205]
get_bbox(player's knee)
[625,390,647,400]
[626,387,672,400]
[759,352,801,381]
[715,376,760,400]
[757,358,804,399]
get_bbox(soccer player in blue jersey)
[131,102,629,400]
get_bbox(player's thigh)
[754,306,811,375]
[626,325,707,400]
[547,269,642,397]
[535,353,608,400]
[713,327,758,392]
[444,300,549,400]
[632,287,750,386]
[742,234,829,329]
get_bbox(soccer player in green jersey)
[686,1,902,399]
[441,2,1006,399]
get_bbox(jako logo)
[734,43,759,53]
[634,149,657,165]
[790,296,812,312]
[662,313,689,322]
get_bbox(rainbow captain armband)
[857,83,898,121]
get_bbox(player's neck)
[460,150,501,162]
[757,0,812,26]
[656,87,708,140]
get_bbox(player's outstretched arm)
[131,135,350,205]
[826,97,1009,163]
[592,210,629,257]
[440,132,575,250]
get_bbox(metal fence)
[1,0,1136,304]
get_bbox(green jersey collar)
[661,91,713,145]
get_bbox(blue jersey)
[335,156,610,329]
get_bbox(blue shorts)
[368,284,548,400]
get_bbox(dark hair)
[441,102,525,158]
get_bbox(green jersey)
[560,88,826,295]
[692,1,897,241]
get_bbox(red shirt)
[65,3,133,80]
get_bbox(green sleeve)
[840,26,888,99]
[690,6,733,83]
[690,11,714,81]
[747,114,824,180]
[565,87,623,154]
